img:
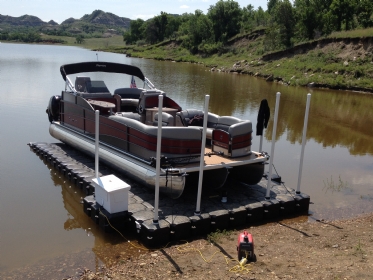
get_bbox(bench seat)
[176,109,252,157]
[108,115,202,161]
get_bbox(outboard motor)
[46,95,61,123]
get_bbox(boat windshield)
[61,62,153,93]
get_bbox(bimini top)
[60,61,146,81]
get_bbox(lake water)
[1,43,372,277]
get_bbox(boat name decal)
[96,64,107,68]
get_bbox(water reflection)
[148,60,373,155]
[46,158,144,268]
[276,89,373,156]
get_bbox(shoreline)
[3,39,373,94]
[121,52,373,95]
[1,212,371,279]
[77,212,373,280]
[102,35,373,95]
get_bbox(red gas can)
[237,231,254,261]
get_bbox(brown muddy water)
[0,43,372,278]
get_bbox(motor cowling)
[46,95,61,123]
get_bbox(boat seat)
[76,79,112,99]
[113,93,139,113]
[120,98,140,107]
[137,90,166,114]
[86,80,110,93]
[114,112,141,121]
[114,88,143,99]
[153,112,174,126]
[176,109,219,139]
[176,109,204,126]
[212,118,252,157]
[75,76,91,93]
[108,115,202,161]
[215,116,242,132]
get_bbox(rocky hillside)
[0,10,130,34]
[81,10,130,28]
[0,14,49,27]
[60,10,130,28]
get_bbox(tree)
[263,21,282,51]
[26,31,41,42]
[165,15,182,39]
[145,19,159,44]
[294,0,318,40]
[329,0,358,31]
[310,0,333,35]
[271,0,295,47]
[0,32,9,41]
[181,10,214,53]
[241,4,255,33]
[177,13,194,37]
[357,0,373,28]
[153,12,168,42]
[123,19,145,44]
[207,0,242,42]
[76,35,84,44]
[254,6,269,27]
[267,0,279,14]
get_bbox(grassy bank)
[40,34,127,50]
[41,31,373,93]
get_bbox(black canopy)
[60,61,145,81]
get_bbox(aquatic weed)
[323,175,350,194]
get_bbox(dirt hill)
[261,37,373,62]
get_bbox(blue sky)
[1,0,268,23]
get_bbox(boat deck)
[201,148,265,165]
[28,142,310,247]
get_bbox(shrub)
[136,40,146,46]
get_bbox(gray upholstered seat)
[228,120,252,136]
[115,112,141,121]
[136,90,166,114]
[211,117,252,157]
[108,115,202,161]
[215,116,242,132]
[176,110,219,139]
[176,109,204,126]
[153,112,174,126]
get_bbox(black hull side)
[229,162,265,185]
[185,168,230,190]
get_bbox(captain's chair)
[75,76,91,93]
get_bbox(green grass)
[40,34,127,49]
[353,239,366,259]
[207,229,234,243]
[250,49,373,90]
[329,28,373,38]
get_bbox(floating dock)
[28,142,310,247]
